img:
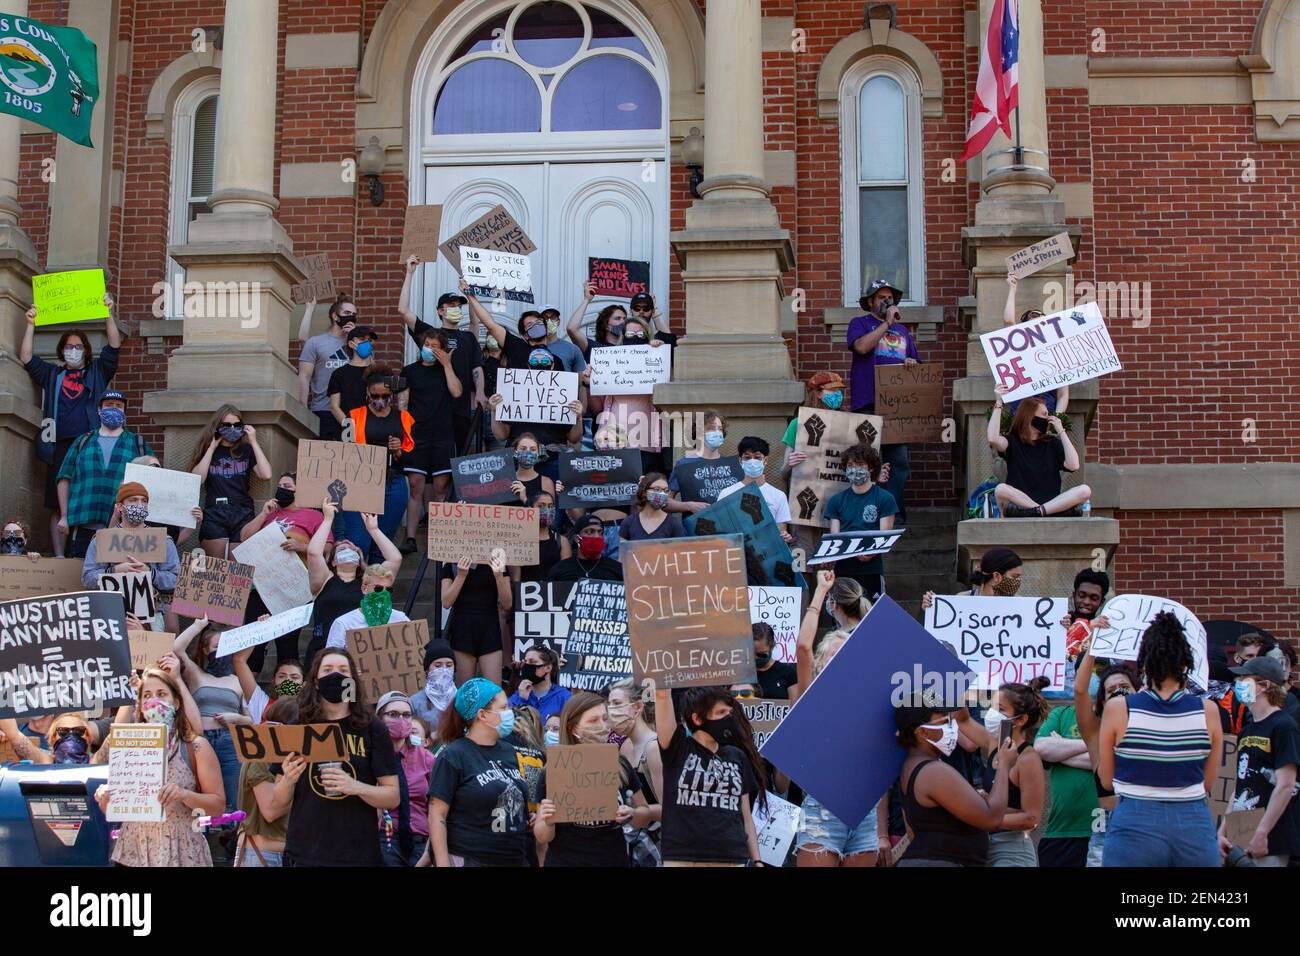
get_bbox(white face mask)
[334,547,361,567]
[921,719,958,756]
[63,347,84,367]
[983,707,1006,737]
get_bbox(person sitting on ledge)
[988,385,1091,518]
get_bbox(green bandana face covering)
[273,679,302,698]
[360,589,393,627]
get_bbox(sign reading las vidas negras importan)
[0,15,99,145]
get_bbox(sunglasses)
[55,727,87,740]
[368,585,393,593]
[222,420,243,428]
[367,393,391,401]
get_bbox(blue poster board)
[683,487,804,589]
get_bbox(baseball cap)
[375,691,411,716]
[1229,655,1288,685]
[630,292,654,310]
[99,390,125,407]
[574,513,605,535]
[541,305,561,316]
[347,325,379,342]
[437,292,468,309]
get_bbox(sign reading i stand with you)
[460,246,534,303]
[587,257,649,298]
[924,594,1069,692]
[588,345,671,396]
[557,450,642,509]
[450,450,518,506]
[980,301,1121,403]
[495,368,579,425]
[558,579,630,691]
[295,440,388,513]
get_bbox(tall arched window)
[840,57,925,307]
[167,76,220,319]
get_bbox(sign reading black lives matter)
[559,579,631,691]
[673,455,743,505]
[450,450,518,505]
[558,450,642,509]
[0,591,134,719]
[496,368,579,426]
[512,580,576,660]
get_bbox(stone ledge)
[1089,462,1300,510]
[958,516,1120,548]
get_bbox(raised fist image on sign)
[327,478,348,508]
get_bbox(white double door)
[415,160,667,355]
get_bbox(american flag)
[960,0,1020,161]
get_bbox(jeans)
[988,830,1038,866]
[204,728,241,814]
[795,796,879,860]
[381,833,428,867]
[341,474,408,563]
[239,844,284,867]
[880,442,910,519]
[1102,796,1220,867]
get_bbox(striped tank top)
[1112,689,1211,801]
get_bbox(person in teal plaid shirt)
[56,390,153,558]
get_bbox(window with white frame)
[840,57,925,307]
[166,76,219,318]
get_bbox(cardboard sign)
[32,269,109,326]
[122,463,200,529]
[171,554,255,626]
[875,362,945,444]
[747,587,802,663]
[512,580,576,661]
[557,450,642,509]
[1005,231,1075,280]
[295,440,387,514]
[545,743,621,824]
[587,257,650,299]
[0,557,86,600]
[1223,808,1266,850]
[751,790,800,867]
[93,527,169,564]
[807,528,907,567]
[127,629,174,671]
[1089,594,1209,692]
[460,246,534,303]
[231,523,314,616]
[348,619,429,700]
[740,699,791,750]
[400,204,444,262]
[788,407,884,527]
[426,501,539,566]
[980,301,1121,403]
[1210,734,1239,826]
[495,368,579,426]
[439,204,536,274]
[588,344,671,396]
[216,603,314,658]
[233,722,347,764]
[558,579,630,692]
[0,591,134,719]
[291,252,337,305]
[98,571,156,619]
[685,487,803,589]
[623,535,756,689]
[450,450,518,506]
[672,456,743,505]
[105,724,168,822]
[925,595,1070,692]
[761,595,974,825]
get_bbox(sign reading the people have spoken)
[673,456,743,505]
[106,724,168,822]
[127,629,174,671]
[806,528,907,566]
[460,246,534,303]
[587,257,649,299]
[0,591,133,719]
[231,523,314,615]
[92,527,169,564]
[495,368,579,426]
[216,603,314,658]
[558,579,630,691]
[747,587,802,663]
[557,450,642,509]
[0,557,85,600]
[123,463,201,528]
[623,535,756,689]
[1005,231,1075,280]
[427,502,538,566]
[512,580,576,660]
[170,555,254,626]
[544,743,621,824]
[296,440,387,513]
[1089,594,1209,692]
[587,345,671,396]
[98,571,156,619]
[32,269,109,326]
[450,450,518,506]
[980,301,1121,403]
[233,723,347,764]
[875,362,945,444]
[739,699,792,749]
[291,252,337,305]
[348,619,429,699]
[439,204,536,273]
[924,595,1069,692]
[788,406,883,527]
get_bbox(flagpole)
[1013,0,1023,168]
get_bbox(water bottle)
[1080,500,1091,519]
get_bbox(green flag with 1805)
[0,14,98,147]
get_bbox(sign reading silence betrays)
[980,301,1121,404]
[1089,594,1209,692]
[787,406,883,527]
[924,594,1070,692]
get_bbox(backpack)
[965,477,1001,519]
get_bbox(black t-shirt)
[428,736,530,866]
[1233,709,1300,856]
[284,717,398,866]
[204,445,254,511]
[409,321,482,419]
[756,662,798,700]
[363,409,407,478]
[401,361,456,444]
[999,433,1066,505]
[659,723,758,863]
[520,534,560,584]
[328,364,370,416]
[538,754,639,867]
[500,333,567,373]
[440,562,503,612]
[311,574,363,643]
[547,557,623,584]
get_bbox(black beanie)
[422,639,454,672]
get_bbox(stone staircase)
[886,507,963,621]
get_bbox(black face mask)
[274,487,296,507]
[1032,416,1050,433]
[205,655,234,678]
[317,672,348,704]
[521,663,546,683]
[694,714,737,745]
[0,535,23,555]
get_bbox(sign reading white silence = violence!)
[806,528,906,566]
[980,301,1121,404]
[588,344,671,396]
[924,594,1070,692]
[495,368,579,426]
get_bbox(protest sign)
[623,535,755,689]
[295,440,387,513]
[399,204,443,262]
[98,571,156,619]
[807,528,907,566]
[233,722,347,764]
[427,501,538,566]
[544,744,620,824]
[1089,594,1209,692]
[93,527,169,564]
[788,407,883,527]
[740,699,791,750]
[291,253,337,305]
[450,450,517,506]
[171,554,254,626]
[1209,735,1238,826]
[1223,808,1266,850]
[105,725,167,822]
[558,580,630,691]
[127,629,174,671]
[231,523,314,615]
[747,586,801,663]
[588,345,671,396]
[495,368,579,426]
[123,463,200,528]
[0,591,134,719]
[460,246,534,303]
[750,790,800,867]
[1005,231,1075,280]
[557,450,642,509]
[980,301,1121,403]
[0,15,99,146]
[0,556,85,600]
[439,204,536,273]
[348,618,429,700]
[925,594,1069,692]
[875,362,945,444]
[32,269,108,326]
[672,456,743,505]
[216,603,313,658]
[513,580,575,660]
[587,257,649,299]
[685,487,802,588]
[762,595,973,825]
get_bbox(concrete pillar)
[209,0,279,217]
[698,0,766,200]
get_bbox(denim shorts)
[1102,796,1220,868]
[794,795,879,860]
[988,830,1038,867]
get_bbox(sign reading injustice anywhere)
[980,301,1121,403]
[106,724,167,822]
[291,253,337,305]
[875,362,945,444]
[439,204,536,274]
[460,246,534,303]
[0,556,85,600]
[400,204,443,262]
[672,456,743,505]
[348,619,429,700]
[587,257,649,299]
[788,406,883,527]
[233,723,348,764]
[98,571,156,619]
[1005,231,1075,280]
[450,450,518,506]
[512,580,575,661]
[1089,594,1209,692]
[123,463,201,528]
[747,587,801,663]
[171,555,254,627]
[623,535,755,689]
[558,579,630,691]
[32,269,109,326]
[427,502,539,566]
[545,743,621,824]
[495,368,579,426]
[216,603,314,658]
[924,595,1069,692]
[557,450,642,509]
[740,699,791,750]
[588,345,671,396]
[806,528,907,567]
[296,440,387,513]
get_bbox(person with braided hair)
[1099,611,1223,866]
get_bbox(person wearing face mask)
[486,328,586,479]
[620,472,685,543]
[566,282,628,359]
[0,517,42,561]
[535,304,588,379]
[508,646,571,722]
[607,678,664,865]
[534,691,656,867]
[511,491,570,586]
[325,563,410,651]
[344,369,414,562]
[22,294,122,558]
[375,691,437,866]
[424,678,530,867]
[233,695,303,867]
[716,437,795,543]
[922,547,1025,614]
[400,328,464,553]
[823,443,898,602]
[667,410,742,514]
[409,640,458,740]
[548,514,624,583]
[989,389,1091,518]
[56,391,153,559]
[81,482,180,595]
[190,403,272,560]
[442,551,512,687]
[1001,272,1069,416]
[509,432,555,504]
[327,325,381,428]
[231,626,306,724]
[589,315,668,473]
[299,294,359,440]
[782,371,849,482]
[750,623,798,701]
[0,713,99,765]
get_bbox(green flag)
[0,14,98,147]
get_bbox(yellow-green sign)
[32,268,108,326]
